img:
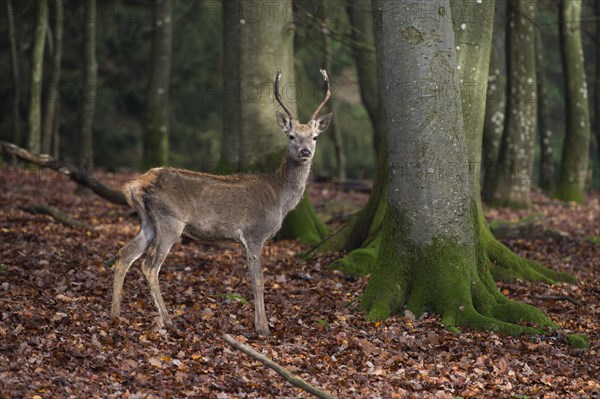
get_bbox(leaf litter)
[0,166,598,398]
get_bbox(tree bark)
[489,0,538,209]
[143,0,173,169]
[554,0,591,203]
[536,28,555,193]
[362,0,563,336]
[43,0,64,155]
[482,44,505,200]
[220,0,328,244]
[7,0,22,146]
[27,0,48,155]
[596,1,600,172]
[79,0,97,171]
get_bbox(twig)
[222,334,337,399]
[0,141,127,206]
[20,205,94,230]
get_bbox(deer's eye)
[312,136,318,141]
[289,135,295,140]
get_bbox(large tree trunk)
[596,1,600,169]
[536,28,555,193]
[7,0,22,146]
[42,0,63,155]
[79,0,97,171]
[489,0,538,209]
[27,0,48,154]
[311,0,386,274]
[554,0,591,203]
[143,0,173,169]
[220,0,328,244]
[362,0,556,336]
[453,0,571,284]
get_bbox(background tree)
[489,0,538,209]
[362,0,555,336]
[79,0,97,170]
[7,0,21,146]
[27,0,47,154]
[220,0,328,244]
[554,0,591,203]
[42,0,64,156]
[143,0,173,169]
[536,28,555,193]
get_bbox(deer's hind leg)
[140,216,185,326]
[111,221,155,321]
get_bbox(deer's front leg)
[245,243,269,336]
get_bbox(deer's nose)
[300,149,312,158]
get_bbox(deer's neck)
[275,155,312,214]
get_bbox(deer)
[110,70,332,336]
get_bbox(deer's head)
[275,70,333,164]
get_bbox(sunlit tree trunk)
[43,0,63,155]
[555,0,591,203]
[362,0,555,336]
[490,0,537,209]
[79,0,97,171]
[143,0,173,169]
[7,0,22,146]
[536,28,555,193]
[27,0,47,154]
[221,0,328,244]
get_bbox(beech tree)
[7,0,21,146]
[221,0,328,244]
[536,28,555,193]
[361,0,570,335]
[554,0,591,203]
[489,0,538,209]
[79,0,97,171]
[143,0,173,169]
[27,0,47,154]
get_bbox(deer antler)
[274,70,296,120]
[310,69,331,121]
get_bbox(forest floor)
[0,165,598,399]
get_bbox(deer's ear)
[315,113,333,134]
[276,111,292,132]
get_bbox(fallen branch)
[222,334,337,399]
[533,295,582,306]
[20,205,94,230]
[490,219,570,240]
[0,141,127,206]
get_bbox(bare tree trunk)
[536,28,555,193]
[490,0,538,209]
[596,1,600,170]
[143,0,173,169]
[43,0,63,155]
[555,0,591,203]
[7,0,22,146]
[27,0,48,154]
[79,0,97,171]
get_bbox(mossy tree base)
[361,205,557,336]
[278,195,330,245]
[553,182,585,204]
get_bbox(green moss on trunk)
[277,195,330,245]
[361,205,557,337]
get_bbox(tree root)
[20,205,94,230]
[222,334,337,399]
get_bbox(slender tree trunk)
[143,0,173,169]
[536,28,555,193]
[555,0,591,203]
[79,0,97,171]
[27,0,48,154]
[482,45,506,199]
[362,0,555,336]
[43,0,63,155]
[596,1,600,169]
[490,0,538,209]
[7,0,22,146]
